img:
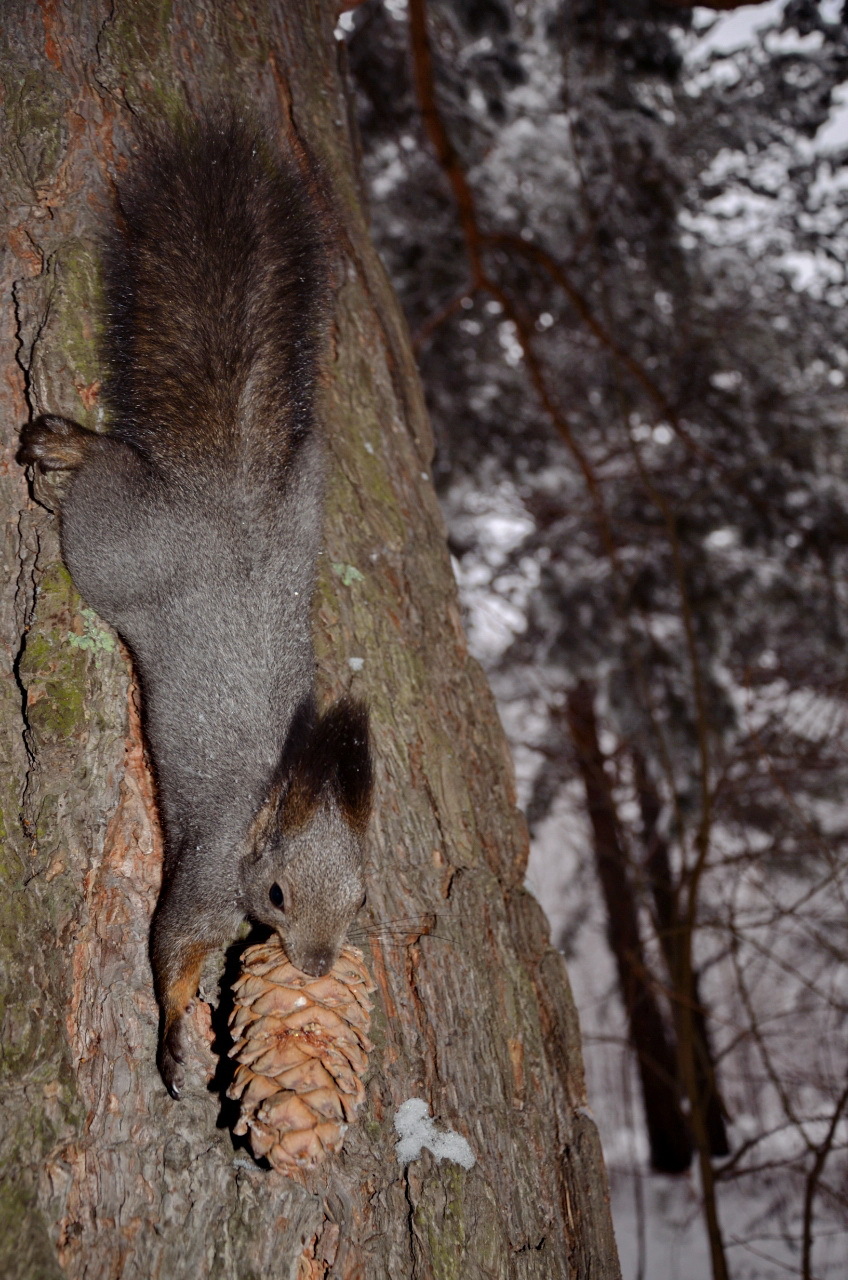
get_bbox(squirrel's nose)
[302,947,333,977]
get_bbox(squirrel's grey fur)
[18,117,373,1098]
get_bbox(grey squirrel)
[18,117,373,1099]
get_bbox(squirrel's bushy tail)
[104,115,329,469]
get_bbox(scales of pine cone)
[227,938,376,1172]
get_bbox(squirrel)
[18,117,373,1099]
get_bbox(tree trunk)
[632,750,731,1159]
[565,683,693,1175]
[0,4,620,1278]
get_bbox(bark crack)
[93,0,130,111]
[11,273,50,866]
[12,269,54,418]
[13,511,41,855]
[402,1167,421,1280]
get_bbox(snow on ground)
[526,781,848,1280]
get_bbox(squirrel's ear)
[279,698,372,834]
[249,780,282,852]
[253,696,319,842]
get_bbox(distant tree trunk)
[565,683,693,1175]
[0,3,620,1278]
[632,750,731,1159]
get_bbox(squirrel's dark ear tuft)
[326,698,373,834]
[279,697,372,834]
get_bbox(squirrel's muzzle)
[298,945,334,978]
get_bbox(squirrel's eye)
[359,891,367,911]
[269,882,284,910]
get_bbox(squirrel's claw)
[17,416,91,472]
[158,1018,189,1099]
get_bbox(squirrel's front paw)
[158,1018,189,1099]
[18,415,91,472]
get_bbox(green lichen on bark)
[51,241,105,427]
[410,1163,506,1280]
[413,1163,468,1280]
[19,582,88,744]
[95,0,176,109]
[0,67,66,195]
[0,1183,64,1280]
[18,563,124,751]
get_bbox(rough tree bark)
[0,3,620,1278]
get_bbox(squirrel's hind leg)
[152,935,213,1100]
[150,877,233,1099]
[18,415,96,471]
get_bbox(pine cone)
[227,939,375,1172]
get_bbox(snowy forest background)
[338,1,848,1277]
